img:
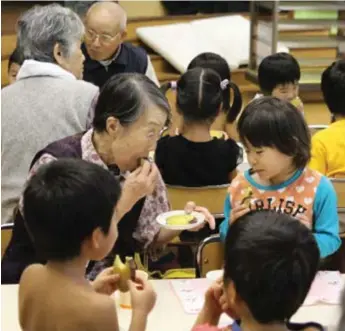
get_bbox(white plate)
[206,269,224,281]
[156,210,205,230]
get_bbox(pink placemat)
[170,279,233,327]
[303,271,344,306]
[170,279,211,314]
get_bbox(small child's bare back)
[19,264,119,331]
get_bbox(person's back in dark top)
[156,135,241,186]
[157,66,242,187]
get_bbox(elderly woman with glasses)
[81,1,159,88]
[2,4,99,226]
[2,73,216,284]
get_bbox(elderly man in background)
[1,4,98,224]
[82,1,159,88]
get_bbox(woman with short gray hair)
[17,3,85,77]
[1,3,99,225]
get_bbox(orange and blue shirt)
[219,168,341,258]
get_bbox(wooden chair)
[1,223,13,258]
[195,234,224,278]
[166,184,229,219]
[330,179,345,272]
[331,178,345,234]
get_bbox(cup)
[119,270,149,309]
[206,269,223,281]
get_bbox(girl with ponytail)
[156,67,242,187]
[187,52,243,138]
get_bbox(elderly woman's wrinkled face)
[110,106,167,172]
[54,41,85,79]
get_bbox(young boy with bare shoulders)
[19,159,156,331]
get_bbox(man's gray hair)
[17,4,84,63]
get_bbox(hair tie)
[170,81,177,90]
[220,79,229,90]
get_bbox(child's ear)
[90,228,103,249]
[226,280,237,306]
[225,280,243,315]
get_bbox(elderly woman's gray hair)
[17,4,84,63]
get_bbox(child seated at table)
[193,211,324,331]
[187,52,243,140]
[18,159,156,331]
[156,67,242,187]
[219,97,340,259]
[309,60,345,178]
[7,47,23,85]
[256,52,304,113]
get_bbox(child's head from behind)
[23,159,121,262]
[258,52,300,102]
[187,52,242,122]
[8,48,24,85]
[161,67,225,126]
[224,211,320,324]
[238,97,310,181]
[321,60,345,119]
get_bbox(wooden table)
[2,278,344,331]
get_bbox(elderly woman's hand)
[116,161,158,219]
[185,202,216,232]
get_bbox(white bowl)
[156,210,205,230]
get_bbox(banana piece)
[113,255,136,292]
[241,187,253,207]
[166,214,195,225]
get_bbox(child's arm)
[219,195,231,242]
[127,276,157,331]
[193,281,224,328]
[309,136,327,175]
[128,311,150,331]
[313,176,341,258]
[219,194,250,241]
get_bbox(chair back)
[331,178,345,234]
[195,234,223,278]
[1,223,14,258]
[166,184,229,218]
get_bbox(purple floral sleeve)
[18,153,57,215]
[133,171,170,248]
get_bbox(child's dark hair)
[238,97,310,169]
[8,47,24,70]
[93,73,171,132]
[258,52,301,95]
[23,158,121,261]
[160,67,238,124]
[186,52,242,123]
[321,60,345,117]
[224,211,320,323]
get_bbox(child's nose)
[248,154,257,165]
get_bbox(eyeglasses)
[84,29,119,44]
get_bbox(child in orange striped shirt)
[220,97,340,258]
